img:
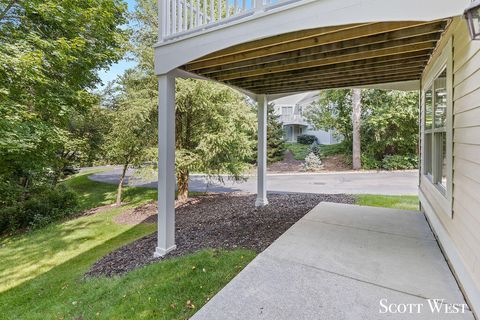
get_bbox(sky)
[97,0,137,89]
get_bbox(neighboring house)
[154,0,479,315]
[272,92,340,144]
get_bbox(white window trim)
[421,38,453,218]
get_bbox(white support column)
[255,94,268,207]
[155,73,177,257]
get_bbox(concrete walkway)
[88,168,418,195]
[192,203,474,320]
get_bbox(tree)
[105,70,158,206]
[352,89,362,170]
[266,103,286,163]
[303,89,353,145]
[175,79,256,201]
[121,0,257,202]
[304,89,419,169]
[0,0,128,206]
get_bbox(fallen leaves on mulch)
[84,193,355,278]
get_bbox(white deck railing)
[279,114,309,126]
[158,0,300,41]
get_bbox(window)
[282,106,293,115]
[423,68,448,193]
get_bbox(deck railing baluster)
[183,0,187,30]
[217,0,222,20]
[203,0,207,24]
[161,0,295,39]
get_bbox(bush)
[0,185,78,233]
[382,154,418,170]
[361,154,382,170]
[304,152,323,171]
[309,141,321,156]
[297,134,317,145]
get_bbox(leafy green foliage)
[297,134,318,145]
[381,155,418,170]
[0,185,78,233]
[304,89,419,169]
[175,79,256,179]
[105,71,158,170]
[267,104,286,163]
[0,0,128,227]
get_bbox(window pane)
[434,69,447,128]
[425,133,432,176]
[425,88,433,130]
[435,132,447,190]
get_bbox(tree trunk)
[116,163,129,206]
[177,169,189,203]
[352,89,362,170]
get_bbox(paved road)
[88,167,418,195]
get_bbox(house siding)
[420,17,480,314]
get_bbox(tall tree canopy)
[0,0,128,185]
[0,0,128,229]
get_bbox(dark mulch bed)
[85,193,355,278]
[267,150,304,173]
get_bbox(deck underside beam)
[180,20,450,94]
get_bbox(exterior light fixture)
[464,0,480,40]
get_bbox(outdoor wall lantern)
[465,0,480,40]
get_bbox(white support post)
[256,94,268,207]
[155,73,177,257]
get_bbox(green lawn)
[285,143,311,160]
[0,171,255,319]
[285,142,346,161]
[356,195,419,211]
[65,169,158,211]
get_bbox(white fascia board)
[265,80,420,98]
[155,0,469,74]
[358,80,421,91]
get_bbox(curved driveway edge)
[87,168,418,195]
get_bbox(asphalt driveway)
[87,167,418,195]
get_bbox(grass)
[318,143,347,157]
[285,142,346,161]
[0,171,255,319]
[285,142,311,160]
[65,169,158,211]
[356,195,420,211]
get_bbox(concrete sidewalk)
[191,203,474,320]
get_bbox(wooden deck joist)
[181,20,449,94]
[237,64,425,90]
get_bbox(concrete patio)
[192,203,474,320]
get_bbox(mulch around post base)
[84,193,355,278]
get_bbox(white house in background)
[272,91,340,144]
